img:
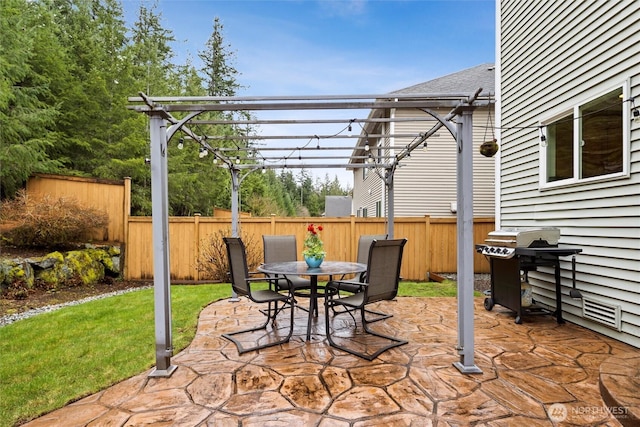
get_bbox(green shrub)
[195,229,261,282]
[0,190,109,249]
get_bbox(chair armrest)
[327,279,367,294]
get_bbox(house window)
[541,85,627,186]
[375,201,382,217]
[362,207,368,217]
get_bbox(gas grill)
[476,227,582,324]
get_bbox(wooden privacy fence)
[24,174,494,282]
[125,215,494,282]
[26,174,130,243]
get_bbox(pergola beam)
[196,133,422,141]
[130,99,490,113]
[190,116,438,126]
[182,144,428,152]
[128,92,481,102]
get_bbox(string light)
[177,138,184,150]
[631,98,639,118]
[539,127,547,147]
[199,147,208,158]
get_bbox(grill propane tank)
[520,275,533,308]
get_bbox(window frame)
[539,82,630,189]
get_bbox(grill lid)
[485,227,560,248]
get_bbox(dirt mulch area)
[0,278,151,317]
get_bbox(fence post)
[123,177,131,280]
[424,215,431,278]
[194,214,201,281]
[350,215,356,261]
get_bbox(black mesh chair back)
[224,237,251,297]
[356,234,387,265]
[263,235,298,263]
[262,234,311,291]
[364,239,407,303]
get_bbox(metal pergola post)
[229,168,241,301]
[148,113,177,378]
[385,169,395,238]
[453,108,482,374]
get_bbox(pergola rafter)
[128,91,492,378]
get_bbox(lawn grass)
[0,280,468,426]
[0,284,230,426]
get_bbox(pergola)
[128,91,493,377]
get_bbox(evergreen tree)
[199,17,240,97]
[129,1,175,96]
[0,0,62,198]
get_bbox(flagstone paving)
[22,297,639,426]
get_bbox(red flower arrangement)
[302,223,325,259]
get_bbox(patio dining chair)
[332,234,391,323]
[262,235,312,291]
[262,234,314,314]
[325,238,408,360]
[222,237,295,354]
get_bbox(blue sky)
[122,0,496,185]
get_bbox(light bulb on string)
[177,138,184,150]
[199,147,208,158]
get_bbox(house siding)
[352,127,389,217]
[499,0,640,347]
[352,107,496,218]
[394,108,496,217]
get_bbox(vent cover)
[582,297,622,331]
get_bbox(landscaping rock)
[0,259,35,294]
[0,245,121,296]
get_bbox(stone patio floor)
[23,296,639,426]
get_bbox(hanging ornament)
[480,104,499,157]
[480,138,499,157]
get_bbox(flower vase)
[304,254,324,268]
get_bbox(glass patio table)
[258,261,366,341]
